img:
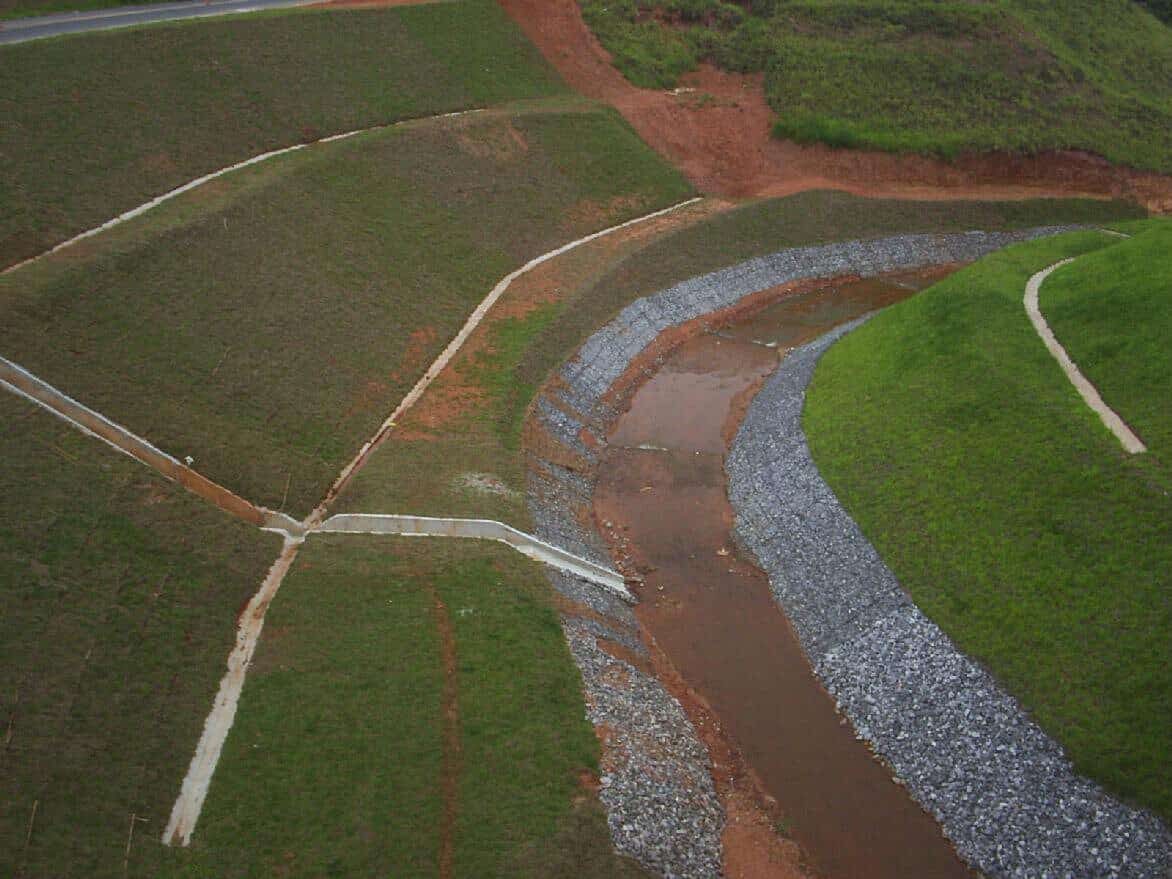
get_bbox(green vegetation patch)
[169,537,647,878]
[0,0,566,267]
[0,394,281,879]
[579,0,1172,172]
[1041,221,1172,464]
[0,0,155,20]
[0,106,692,517]
[804,230,1171,820]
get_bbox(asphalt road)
[0,0,316,44]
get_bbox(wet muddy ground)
[595,269,977,879]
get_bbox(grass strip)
[0,106,692,517]
[804,230,1171,821]
[0,393,281,879]
[169,536,647,877]
[0,0,566,267]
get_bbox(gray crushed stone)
[726,320,1172,878]
[527,226,1146,879]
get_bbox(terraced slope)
[579,0,1172,173]
[0,105,692,516]
[804,224,1172,821]
[0,0,566,267]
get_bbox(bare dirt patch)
[431,590,461,879]
[498,0,1172,212]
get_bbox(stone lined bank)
[525,227,1084,878]
[726,321,1172,878]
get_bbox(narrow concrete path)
[0,0,314,45]
[1024,257,1147,454]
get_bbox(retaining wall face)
[726,323,1172,879]
[523,225,1121,879]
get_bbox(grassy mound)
[0,394,281,879]
[166,538,650,879]
[0,0,567,268]
[0,106,692,517]
[579,0,1172,172]
[804,224,1171,821]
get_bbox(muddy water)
[595,270,974,879]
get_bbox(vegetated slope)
[0,0,566,268]
[0,394,281,879]
[1041,221,1172,465]
[167,538,652,879]
[0,105,692,517]
[803,227,1172,822]
[339,189,1142,529]
[578,0,1172,173]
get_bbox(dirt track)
[498,0,1172,213]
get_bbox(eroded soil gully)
[593,269,976,879]
[499,0,1172,213]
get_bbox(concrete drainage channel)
[523,225,1171,879]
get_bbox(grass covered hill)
[0,0,567,268]
[804,222,1171,821]
[579,0,1172,173]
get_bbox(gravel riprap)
[525,226,1116,879]
[726,321,1172,879]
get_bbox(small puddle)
[595,269,974,879]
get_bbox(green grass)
[803,229,1171,821]
[339,190,1142,528]
[579,0,1172,172]
[162,537,649,878]
[0,0,154,19]
[0,393,281,879]
[1041,222,1172,465]
[0,0,568,268]
[0,106,692,518]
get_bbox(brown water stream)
[595,269,976,879]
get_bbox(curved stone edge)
[524,225,1085,879]
[726,323,1172,877]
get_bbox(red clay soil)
[498,0,1172,213]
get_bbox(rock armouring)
[725,321,1172,879]
[524,226,1091,879]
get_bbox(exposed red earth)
[498,0,1172,213]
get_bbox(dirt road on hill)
[498,0,1172,212]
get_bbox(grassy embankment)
[804,222,1171,822]
[170,537,651,878]
[0,0,564,267]
[338,190,1143,527]
[1,3,685,875]
[578,0,1172,172]
[0,394,282,879]
[0,0,153,20]
[0,104,693,517]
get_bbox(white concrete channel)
[317,513,634,602]
[1024,257,1147,454]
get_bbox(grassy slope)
[0,0,566,267]
[164,537,648,879]
[1041,221,1172,466]
[578,0,1172,172]
[0,106,692,517]
[804,230,1171,820]
[0,394,281,879]
[340,190,1142,526]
